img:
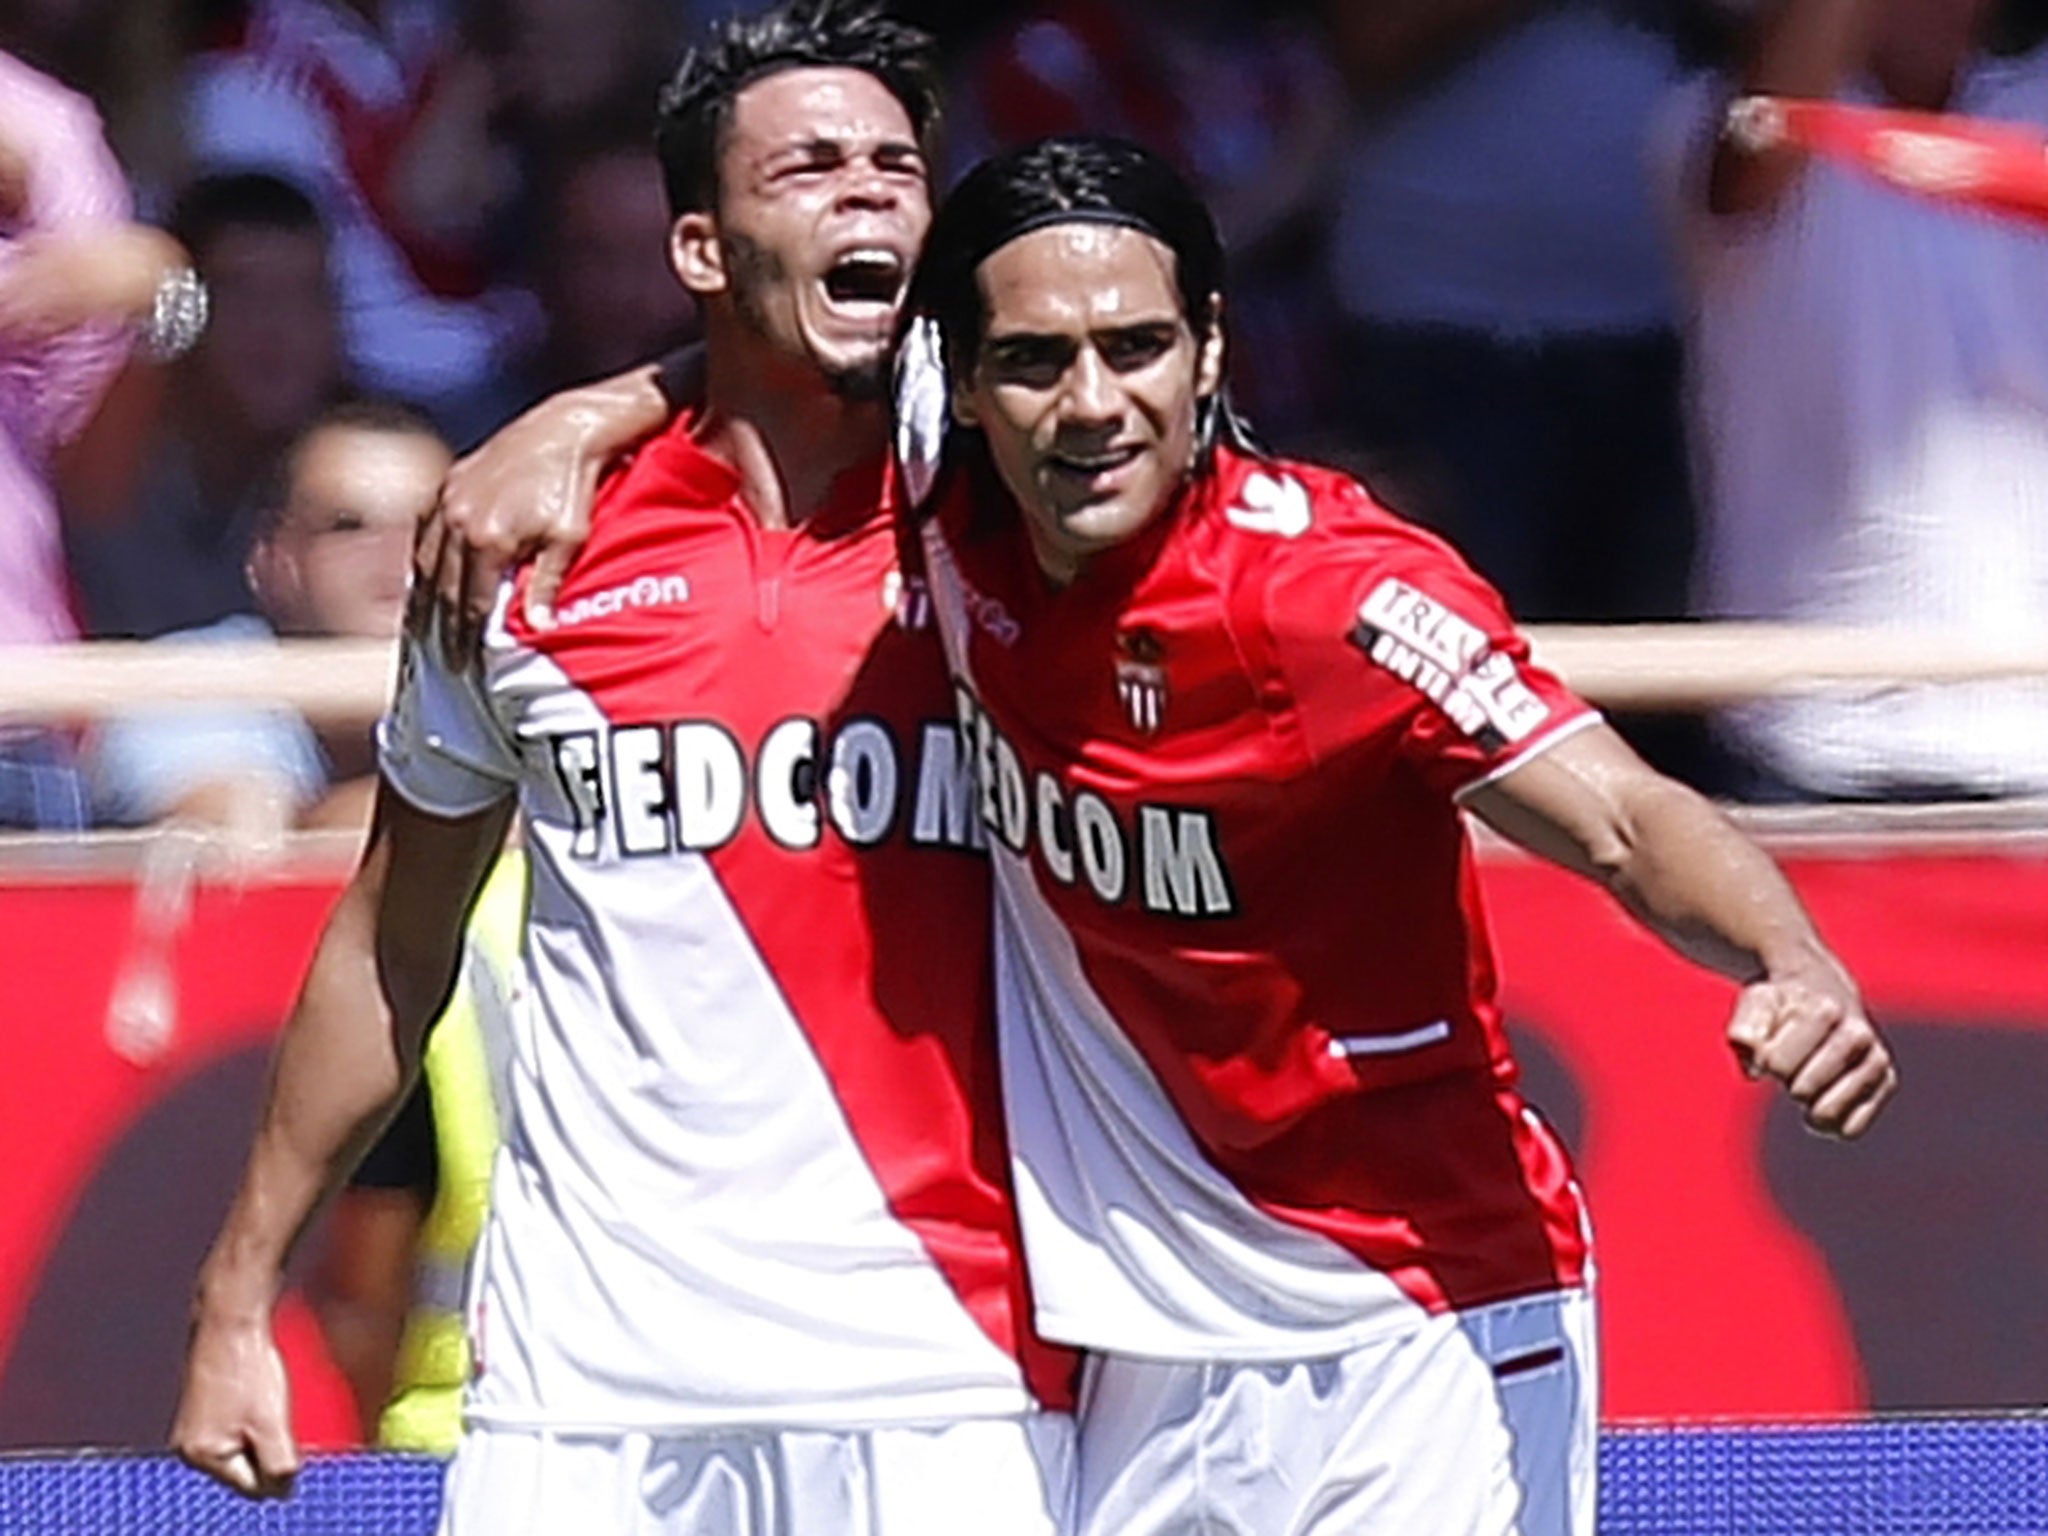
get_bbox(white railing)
[1,625,2045,725]
[0,626,2042,861]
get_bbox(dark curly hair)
[653,0,941,218]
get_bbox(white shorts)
[436,1413,1076,1536]
[1074,1288,1596,1536]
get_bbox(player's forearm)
[1711,0,1869,216]
[1599,774,1845,992]
[193,856,459,1320]
[563,352,689,457]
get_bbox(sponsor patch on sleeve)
[1348,578,1551,752]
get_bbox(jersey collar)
[643,409,893,539]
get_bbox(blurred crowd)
[4,0,2048,836]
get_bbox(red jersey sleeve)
[1256,475,1598,800]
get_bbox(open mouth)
[821,249,906,313]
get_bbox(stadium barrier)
[0,622,2044,723]
[8,1417,2048,1535]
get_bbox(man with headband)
[425,135,1896,1535]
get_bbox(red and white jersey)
[378,415,1075,1430]
[922,446,1597,1361]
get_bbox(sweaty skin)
[1462,726,1892,1139]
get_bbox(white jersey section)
[378,620,1032,1432]
[991,864,1433,1361]
[922,524,1429,1362]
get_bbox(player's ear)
[1195,294,1225,400]
[670,211,725,297]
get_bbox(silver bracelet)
[140,264,209,363]
[1723,96,1788,156]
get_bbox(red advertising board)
[1,837,2044,1446]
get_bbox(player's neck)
[699,355,885,530]
[1025,529,1085,590]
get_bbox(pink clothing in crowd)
[0,50,135,644]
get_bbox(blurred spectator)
[182,0,531,415]
[1317,0,1697,624]
[1,46,199,829]
[67,172,345,639]
[948,0,1346,442]
[530,133,700,380]
[442,127,698,443]
[1660,0,2048,798]
[475,0,678,151]
[88,399,449,839]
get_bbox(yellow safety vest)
[376,848,525,1453]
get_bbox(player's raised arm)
[1461,724,1897,1140]
[417,348,699,658]
[171,785,510,1498]
[1708,0,1868,218]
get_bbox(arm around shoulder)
[420,348,694,656]
[1707,0,1871,218]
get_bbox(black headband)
[952,206,1170,275]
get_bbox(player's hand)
[1725,969,1897,1140]
[413,394,613,664]
[170,1312,301,1500]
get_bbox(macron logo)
[554,573,691,628]
[1225,472,1311,539]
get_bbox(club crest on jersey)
[1349,578,1550,752]
[1115,628,1169,735]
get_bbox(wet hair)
[167,172,326,266]
[255,397,448,541]
[653,0,941,218]
[902,133,1258,478]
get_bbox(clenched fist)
[170,1311,301,1500]
[1725,973,1897,1139]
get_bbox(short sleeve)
[377,633,520,817]
[1263,506,1598,802]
